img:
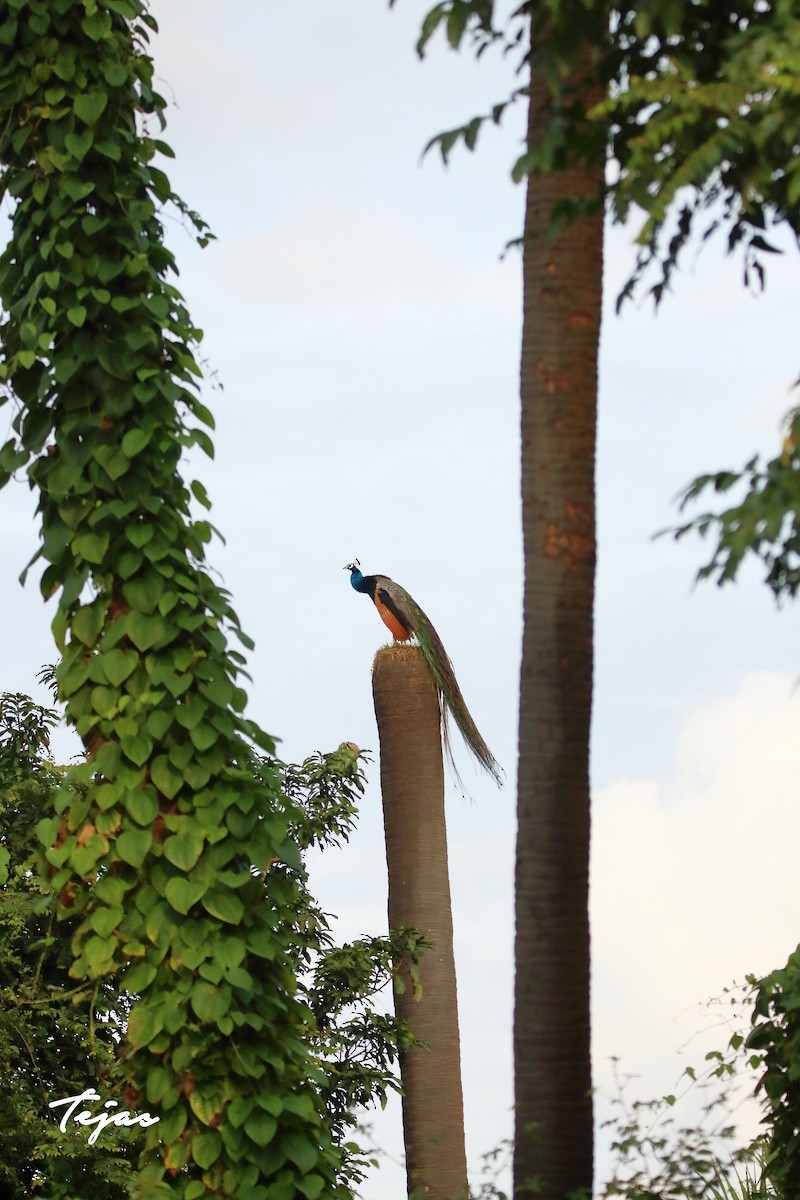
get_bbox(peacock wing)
[374,576,414,642]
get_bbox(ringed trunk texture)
[514,36,606,1200]
[373,645,469,1200]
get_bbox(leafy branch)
[666,409,800,600]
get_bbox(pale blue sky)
[2,4,799,1196]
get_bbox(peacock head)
[344,559,363,588]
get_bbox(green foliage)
[599,1031,773,1200]
[703,1153,777,1200]
[411,0,497,58]
[468,1138,512,1200]
[0,692,138,1199]
[0,3,347,1195]
[461,1012,779,1200]
[283,743,364,855]
[603,0,800,306]
[304,927,426,1187]
[667,412,800,600]
[265,746,428,1189]
[1,694,420,1197]
[397,0,606,217]
[0,688,59,768]
[748,944,800,1198]
[394,0,798,303]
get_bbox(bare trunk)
[373,645,468,1200]
[514,33,605,1200]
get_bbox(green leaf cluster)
[405,0,607,203]
[0,3,347,1195]
[2,696,418,1197]
[303,931,426,1154]
[749,947,800,1196]
[0,686,60,786]
[396,0,798,305]
[603,0,800,306]
[599,994,774,1200]
[255,745,428,1191]
[668,411,800,601]
[0,693,139,1200]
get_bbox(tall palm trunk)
[514,29,605,1200]
[373,645,468,1200]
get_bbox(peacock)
[345,560,503,786]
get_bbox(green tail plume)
[387,582,503,787]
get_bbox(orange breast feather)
[374,594,412,642]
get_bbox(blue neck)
[350,568,367,593]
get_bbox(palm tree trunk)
[514,30,605,1200]
[373,645,469,1200]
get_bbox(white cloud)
[592,671,800,1176]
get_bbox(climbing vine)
[0,2,347,1197]
[0,695,423,1197]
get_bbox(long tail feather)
[393,584,503,786]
